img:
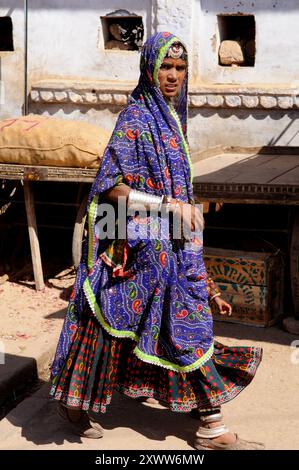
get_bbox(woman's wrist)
[206,276,221,302]
[127,191,185,215]
[210,292,221,302]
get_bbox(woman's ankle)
[201,419,237,444]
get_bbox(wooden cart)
[1,146,299,318]
[192,146,299,317]
[0,163,97,290]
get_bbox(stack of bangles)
[127,189,181,214]
[206,276,221,302]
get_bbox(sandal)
[194,434,265,450]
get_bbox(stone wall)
[1,0,299,153]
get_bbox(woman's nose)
[168,68,178,81]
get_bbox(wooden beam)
[23,181,45,291]
[0,163,96,182]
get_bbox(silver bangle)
[210,292,221,302]
[128,189,163,211]
[199,412,223,423]
[196,424,229,439]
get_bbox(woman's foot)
[193,410,264,450]
[57,402,104,439]
[205,421,237,445]
[194,434,265,450]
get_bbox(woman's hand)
[213,296,232,316]
[172,200,204,236]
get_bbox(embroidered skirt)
[49,306,262,413]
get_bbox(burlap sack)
[0,115,111,168]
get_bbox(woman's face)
[158,57,187,99]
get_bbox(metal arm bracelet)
[128,189,164,211]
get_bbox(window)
[218,14,255,66]
[101,9,144,51]
[0,17,14,51]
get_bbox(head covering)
[87,32,193,206]
[50,33,213,380]
[132,32,189,138]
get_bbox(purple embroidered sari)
[51,32,214,378]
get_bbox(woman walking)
[50,32,263,450]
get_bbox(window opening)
[218,14,255,66]
[0,17,14,51]
[101,9,144,51]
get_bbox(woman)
[50,32,263,450]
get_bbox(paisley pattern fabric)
[51,32,215,378]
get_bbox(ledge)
[188,84,299,110]
[30,79,299,110]
[30,79,134,106]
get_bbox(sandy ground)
[0,268,74,360]
[0,270,299,450]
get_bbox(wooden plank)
[204,246,276,260]
[23,181,45,291]
[270,166,299,185]
[193,153,299,185]
[193,147,299,200]
[192,153,251,181]
[228,156,299,184]
[193,180,299,205]
[0,163,97,182]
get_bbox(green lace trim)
[87,194,98,271]
[133,342,214,373]
[83,277,139,340]
[168,104,193,185]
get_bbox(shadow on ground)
[3,384,197,448]
[213,321,298,346]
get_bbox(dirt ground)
[0,267,73,360]
[0,268,299,450]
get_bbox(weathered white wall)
[0,5,25,119]
[194,0,299,85]
[0,0,152,118]
[1,0,299,153]
[188,108,299,152]
[155,0,194,70]
[28,0,151,82]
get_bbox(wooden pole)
[24,0,29,116]
[23,181,45,290]
[290,209,299,316]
